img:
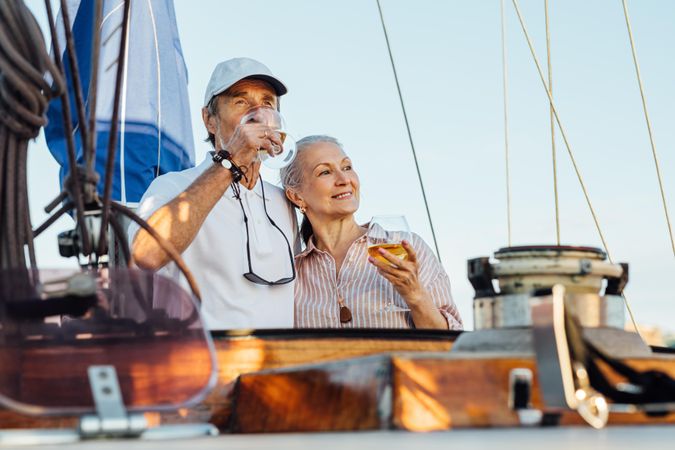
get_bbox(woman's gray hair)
[280,135,343,192]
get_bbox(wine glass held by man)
[281,135,463,330]
[239,106,297,169]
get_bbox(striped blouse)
[294,232,463,329]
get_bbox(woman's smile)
[332,191,353,200]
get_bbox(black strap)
[213,149,246,183]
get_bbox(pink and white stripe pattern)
[294,233,463,329]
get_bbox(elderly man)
[128,58,297,330]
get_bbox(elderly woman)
[280,135,462,329]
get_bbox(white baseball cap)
[203,57,288,107]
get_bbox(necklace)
[338,297,352,323]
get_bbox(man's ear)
[285,188,303,209]
[202,107,217,135]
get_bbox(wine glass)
[367,215,413,313]
[240,106,297,169]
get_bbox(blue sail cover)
[45,0,195,204]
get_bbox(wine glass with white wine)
[367,215,413,313]
[240,106,297,169]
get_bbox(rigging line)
[545,0,561,245]
[58,0,91,171]
[44,0,90,255]
[146,0,163,178]
[511,0,643,340]
[119,2,132,205]
[375,0,442,261]
[500,0,512,247]
[97,0,131,257]
[510,0,610,259]
[621,0,675,257]
[86,0,103,175]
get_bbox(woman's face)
[293,141,360,220]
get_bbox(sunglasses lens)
[243,273,295,286]
[243,273,267,285]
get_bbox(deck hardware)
[79,366,147,438]
[509,368,543,425]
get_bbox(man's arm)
[131,164,235,270]
[131,120,281,270]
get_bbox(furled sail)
[45,0,195,205]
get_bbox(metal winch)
[467,245,628,330]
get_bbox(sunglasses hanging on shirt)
[231,178,296,286]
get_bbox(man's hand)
[224,122,282,169]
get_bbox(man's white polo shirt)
[127,155,298,330]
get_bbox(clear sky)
[25,0,675,332]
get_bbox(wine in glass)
[367,215,413,313]
[240,106,297,169]
[367,215,412,264]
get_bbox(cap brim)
[209,74,288,103]
[245,74,288,96]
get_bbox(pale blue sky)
[25,0,674,331]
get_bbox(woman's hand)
[368,239,448,329]
[368,240,427,306]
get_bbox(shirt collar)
[295,236,318,259]
[295,228,368,260]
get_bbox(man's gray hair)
[204,95,220,147]
[280,135,344,192]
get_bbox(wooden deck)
[1,329,674,433]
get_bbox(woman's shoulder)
[410,231,431,250]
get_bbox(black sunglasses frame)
[232,179,296,286]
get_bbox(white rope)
[146,0,162,178]
[621,0,675,257]
[510,0,643,340]
[500,0,512,247]
[544,0,561,245]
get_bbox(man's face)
[204,78,278,149]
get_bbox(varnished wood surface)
[2,329,674,433]
[232,356,390,432]
[1,330,457,429]
[173,330,456,427]
[230,351,675,432]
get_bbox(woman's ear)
[285,188,304,209]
